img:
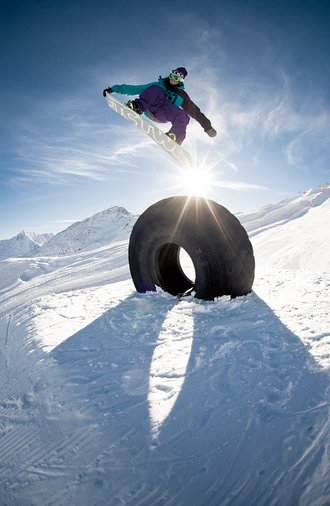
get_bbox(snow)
[0,231,54,260]
[0,207,135,259]
[0,184,329,505]
[240,183,330,237]
[35,206,136,256]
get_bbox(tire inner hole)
[156,243,196,296]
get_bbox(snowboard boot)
[166,132,182,145]
[126,99,143,115]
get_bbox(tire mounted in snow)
[128,196,255,300]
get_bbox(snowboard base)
[105,93,195,168]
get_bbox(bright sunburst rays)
[181,166,214,197]
[170,158,220,199]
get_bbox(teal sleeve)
[111,82,156,96]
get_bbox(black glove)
[103,87,113,97]
[205,127,217,138]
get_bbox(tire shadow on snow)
[50,291,330,505]
[147,292,330,506]
[2,291,329,506]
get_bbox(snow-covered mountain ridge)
[36,205,137,256]
[1,183,329,265]
[0,206,136,259]
[251,196,330,271]
[240,182,330,235]
[0,230,54,260]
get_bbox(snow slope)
[240,183,330,236]
[0,185,329,506]
[251,197,330,271]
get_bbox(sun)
[176,164,217,197]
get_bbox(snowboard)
[105,92,195,168]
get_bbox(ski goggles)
[169,70,185,83]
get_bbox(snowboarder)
[103,67,217,145]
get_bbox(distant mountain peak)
[0,206,136,260]
[35,205,137,257]
[1,186,329,261]
[0,230,40,260]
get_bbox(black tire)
[128,196,255,300]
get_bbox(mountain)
[35,206,137,256]
[0,206,136,260]
[240,183,330,236]
[1,185,330,262]
[0,230,54,260]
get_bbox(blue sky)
[1,0,330,239]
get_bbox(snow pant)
[137,85,190,142]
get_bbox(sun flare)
[177,165,216,197]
